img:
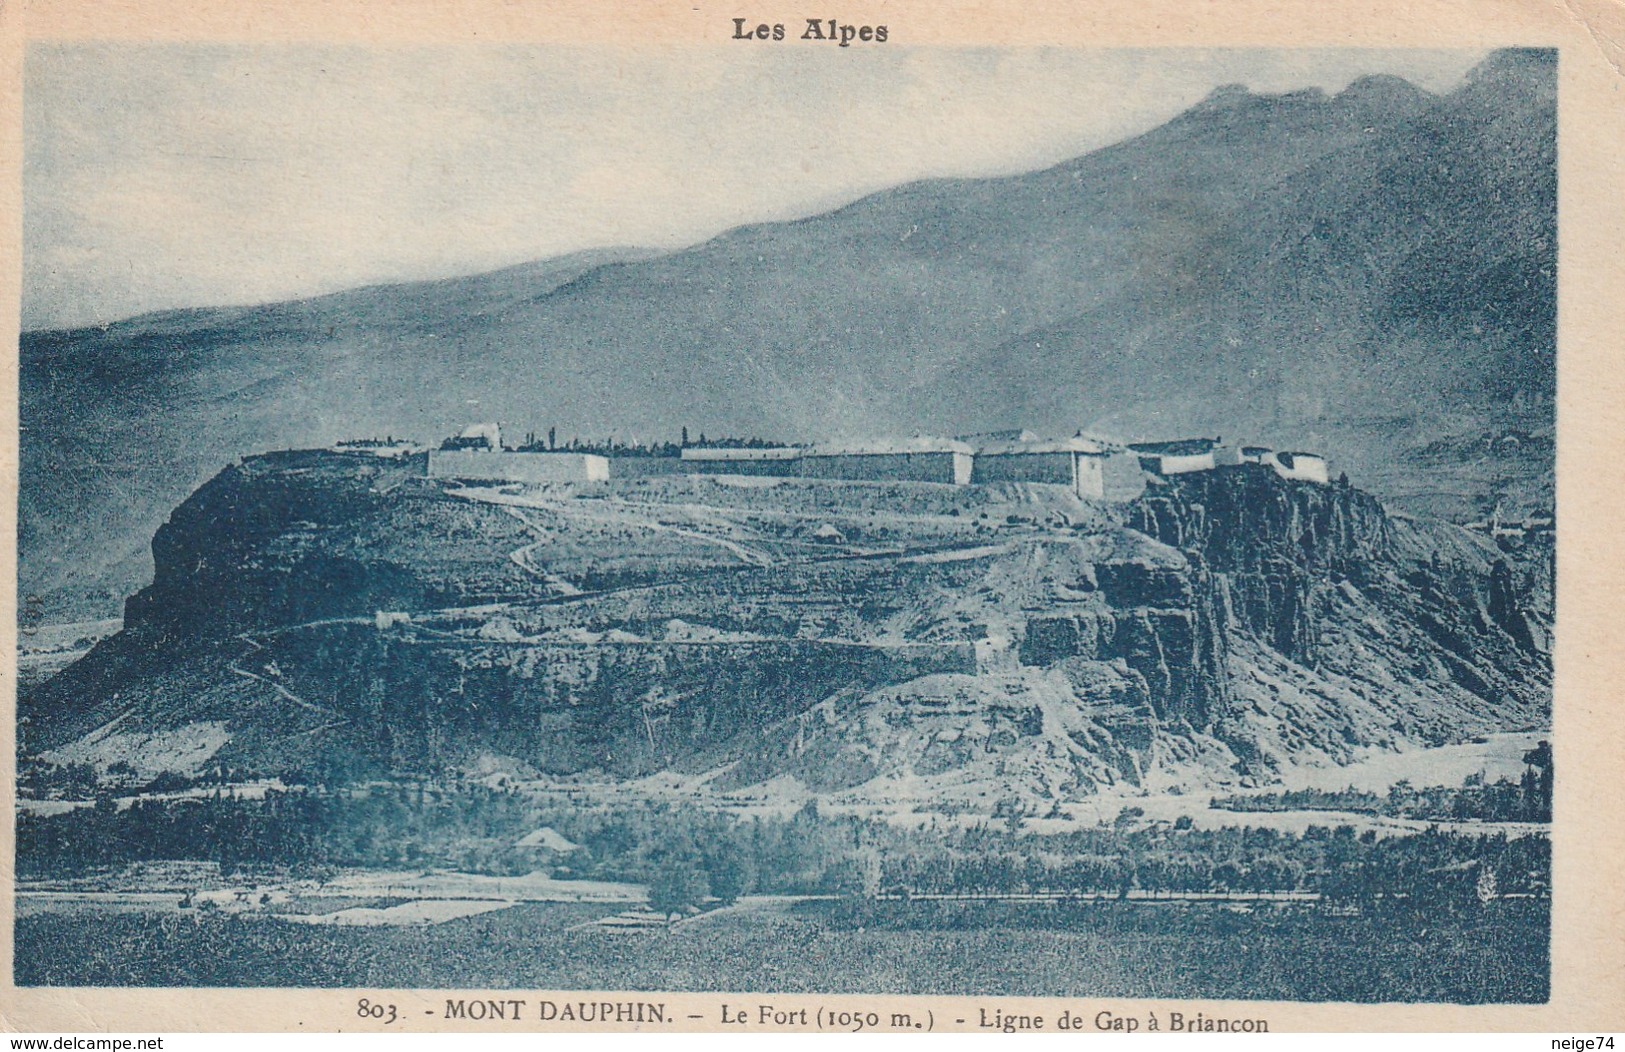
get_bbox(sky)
[22,45,1488,332]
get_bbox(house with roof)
[514,826,582,853]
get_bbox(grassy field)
[15,897,1547,1003]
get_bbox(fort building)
[799,437,974,485]
[972,435,1109,499]
[1267,451,1329,483]
[426,423,1329,491]
[681,437,974,485]
[442,422,504,452]
[1239,445,1330,483]
[1134,439,1330,485]
[680,446,805,476]
[1130,437,1221,476]
[429,449,609,483]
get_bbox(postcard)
[5,0,1623,1033]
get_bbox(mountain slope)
[20,50,1555,622]
[925,52,1555,511]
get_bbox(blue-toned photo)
[16,45,1553,1001]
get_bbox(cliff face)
[1018,561,1229,730]
[23,453,1551,799]
[125,451,484,635]
[1009,464,1548,778]
[1144,466,1548,691]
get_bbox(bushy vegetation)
[19,761,249,800]
[18,780,1548,919]
[1212,742,1554,824]
[16,777,1550,1001]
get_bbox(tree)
[1521,740,1554,821]
[819,858,869,898]
[648,857,711,920]
[704,843,756,905]
[1213,860,1244,892]
[1113,806,1145,830]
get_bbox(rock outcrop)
[21,452,1551,799]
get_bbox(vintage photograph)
[14,42,1555,1003]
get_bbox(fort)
[427,424,609,483]
[429,448,609,484]
[972,433,1108,498]
[412,422,1332,494]
[1133,437,1330,484]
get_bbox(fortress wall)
[973,450,1108,500]
[608,455,688,477]
[799,451,971,485]
[972,451,1073,487]
[685,457,803,477]
[428,450,609,483]
[1101,452,1148,501]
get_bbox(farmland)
[14,894,1547,1002]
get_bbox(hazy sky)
[23,45,1487,331]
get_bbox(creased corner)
[1558,0,1625,79]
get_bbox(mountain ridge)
[20,49,1555,622]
